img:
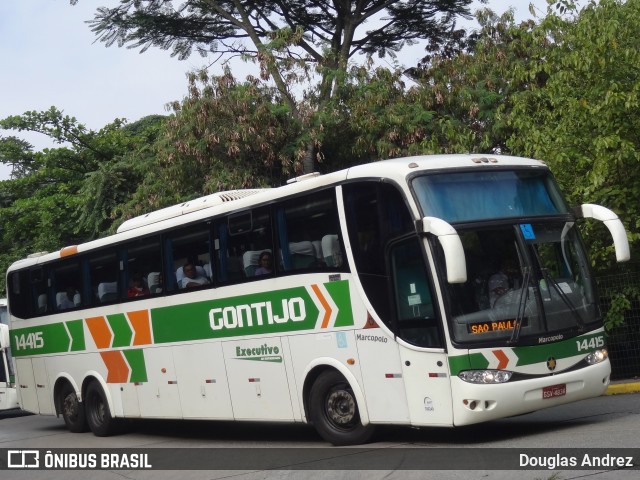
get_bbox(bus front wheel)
[85,381,119,437]
[309,370,375,445]
[59,383,88,433]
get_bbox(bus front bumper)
[450,359,611,426]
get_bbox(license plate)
[542,384,566,399]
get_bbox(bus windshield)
[437,222,598,345]
[411,170,598,345]
[412,170,568,223]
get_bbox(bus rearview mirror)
[0,324,9,350]
[421,217,467,284]
[579,204,630,263]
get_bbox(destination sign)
[468,320,516,334]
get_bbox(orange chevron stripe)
[128,310,152,346]
[86,316,112,349]
[493,349,509,370]
[311,284,332,329]
[100,351,130,383]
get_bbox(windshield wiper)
[509,266,531,344]
[533,248,585,331]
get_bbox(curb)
[606,382,640,395]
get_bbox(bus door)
[0,354,13,411]
[13,357,54,414]
[223,338,294,421]
[0,352,8,409]
[14,359,37,413]
[389,236,453,426]
[0,324,15,410]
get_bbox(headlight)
[585,348,608,365]
[459,369,513,384]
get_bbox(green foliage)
[155,69,300,191]
[76,115,166,235]
[0,136,40,178]
[75,0,473,172]
[507,0,640,271]
[411,7,550,154]
[2,0,639,312]
[412,0,640,274]
[314,65,435,164]
[109,69,313,225]
[82,1,472,68]
[0,111,168,293]
[604,292,632,331]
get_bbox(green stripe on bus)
[66,319,85,352]
[448,353,488,375]
[448,331,606,375]
[325,281,353,327]
[107,313,133,348]
[10,321,84,356]
[151,282,353,344]
[512,331,605,366]
[123,349,147,383]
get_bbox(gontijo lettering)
[209,298,306,331]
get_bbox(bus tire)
[309,370,375,446]
[59,383,88,433]
[85,381,118,437]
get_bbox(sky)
[0,0,551,180]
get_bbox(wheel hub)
[327,390,356,425]
[63,394,78,417]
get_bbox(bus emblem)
[547,357,557,371]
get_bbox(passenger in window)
[488,258,520,307]
[128,272,150,298]
[255,251,273,276]
[181,263,210,288]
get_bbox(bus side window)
[89,252,120,304]
[217,208,272,283]
[8,272,30,319]
[389,237,442,348]
[123,237,162,298]
[51,262,82,310]
[276,190,344,273]
[30,268,49,315]
[165,223,212,291]
[343,182,414,326]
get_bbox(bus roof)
[8,154,547,271]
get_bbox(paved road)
[1,392,639,479]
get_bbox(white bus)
[0,298,19,411]
[6,154,629,444]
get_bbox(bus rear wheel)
[59,383,88,433]
[85,381,119,437]
[309,370,375,446]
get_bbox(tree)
[72,0,473,172]
[76,115,167,235]
[507,0,640,271]
[0,108,108,249]
[0,110,167,292]
[0,136,39,179]
[314,64,436,163]
[0,139,89,294]
[112,68,302,225]
[404,8,547,154]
